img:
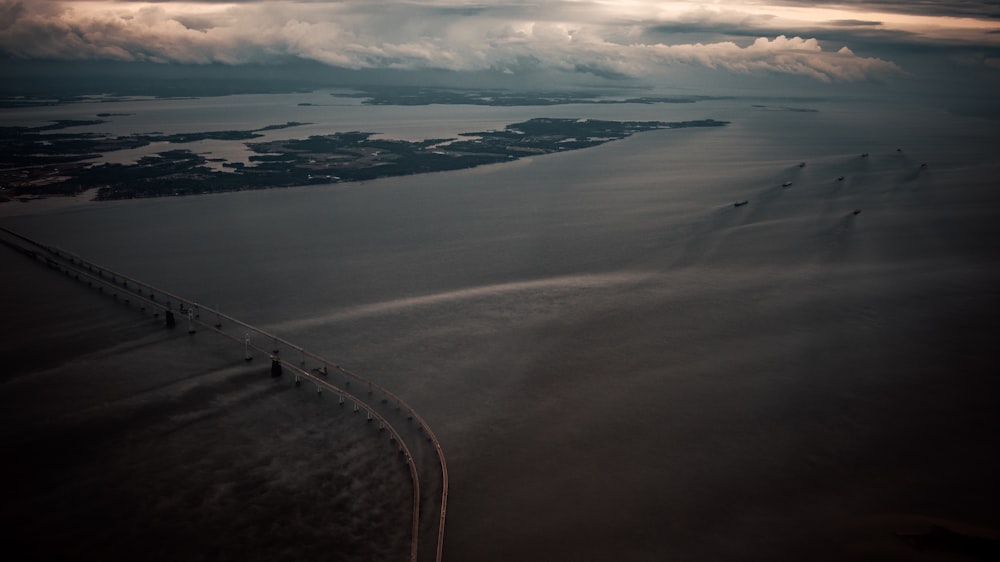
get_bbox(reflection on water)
[270,271,656,331]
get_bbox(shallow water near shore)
[3,93,999,560]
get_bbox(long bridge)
[0,225,448,562]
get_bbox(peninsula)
[0,117,727,201]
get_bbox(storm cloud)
[1,1,997,83]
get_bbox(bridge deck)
[0,225,448,562]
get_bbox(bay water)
[3,93,999,560]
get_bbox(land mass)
[331,86,724,106]
[0,118,727,201]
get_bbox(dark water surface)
[4,96,999,560]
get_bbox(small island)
[1,118,727,201]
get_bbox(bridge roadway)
[0,226,448,562]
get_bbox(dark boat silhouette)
[734,200,749,207]
[782,181,793,187]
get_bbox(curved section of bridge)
[0,225,448,562]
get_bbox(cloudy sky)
[2,1,999,91]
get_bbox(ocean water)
[3,93,999,560]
